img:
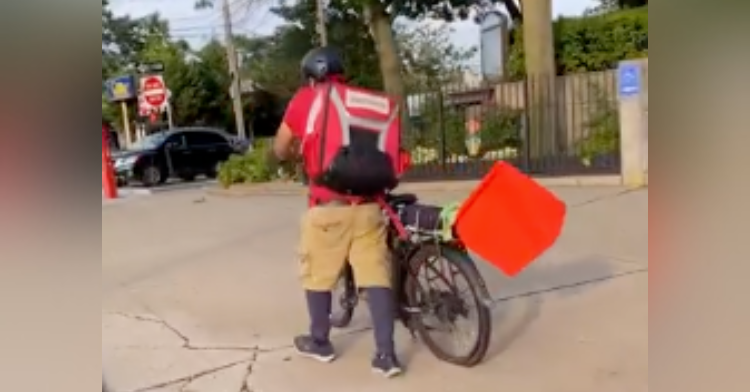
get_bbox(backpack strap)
[316,83,335,177]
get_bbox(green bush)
[217,141,275,188]
[479,111,523,153]
[217,138,307,187]
[409,96,524,160]
[509,6,647,79]
[578,105,620,166]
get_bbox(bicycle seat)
[386,193,418,205]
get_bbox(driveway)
[102,186,647,392]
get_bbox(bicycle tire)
[330,265,356,329]
[405,244,492,367]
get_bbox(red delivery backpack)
[302,82,401,196]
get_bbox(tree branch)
[501,0,523,22]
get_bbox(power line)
[112,0,256,33]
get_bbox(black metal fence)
[402,70,621,181]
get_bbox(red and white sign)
[138,95,150,117]
[139,75,167,108]
[466,119,481,134]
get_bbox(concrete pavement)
[102,186,647,392]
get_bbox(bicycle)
[330,193,493,367]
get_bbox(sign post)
[105,75,137,148]
[617,60,648,187]
[120,100,131,147]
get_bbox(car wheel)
[179,172,196,182]
[206,162,221,179]
[141,165,164,187]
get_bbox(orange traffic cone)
[102,126,118,199]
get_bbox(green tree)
[197,0,505,108]
[586,0,648,15]
[397,23,479,157]
[232,0,382,96]
[397,22,477,91]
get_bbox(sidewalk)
[102,186,647,392]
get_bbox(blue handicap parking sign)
[618,64,641,97]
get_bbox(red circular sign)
[142,76,166,107]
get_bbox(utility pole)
[315,0,328,45]
[222,0,248,140]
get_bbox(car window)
[132,132,169,150]
[165,133,186,148]
[186,131,229,148]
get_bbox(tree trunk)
[520,0,558,161]
[364,2,405,103]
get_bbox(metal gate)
[403,71,622,182]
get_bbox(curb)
[120,188,153,196]
[205,183,306,198]
[396,176,622,193]
[102,188,153,206]
[205,175,624,198]
[102,188,153,198]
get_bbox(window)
[131,132,169,150]
[165,133,187,148]
[186,131,228,148]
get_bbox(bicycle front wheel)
[330,264,357,329]
[405,244,492,367]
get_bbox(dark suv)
[113,127,238,187]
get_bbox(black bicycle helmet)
[301,46,345,82]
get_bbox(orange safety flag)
[455,162,566,277]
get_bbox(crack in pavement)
[492,267,648,304]
[109,311,372,392]
[609,256,647,267]
[237,354,257,392]
[131,358,251,392]
[111,313,258,353]
[568,187,645,209]
[109,312,259,392]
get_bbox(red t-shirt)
[283,86,344,206]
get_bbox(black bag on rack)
[399,204,444,231]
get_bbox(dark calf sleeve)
[365,287,396,355]
[306,290,332,343]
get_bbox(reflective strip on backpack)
[328,89,399,150]
[303,89,327,136]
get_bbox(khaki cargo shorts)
[298,203,391,291]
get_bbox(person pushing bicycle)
[271,46,405,378]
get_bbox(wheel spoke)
[411,254,486,359]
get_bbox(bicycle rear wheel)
[405,244,492,367]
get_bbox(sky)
[110,0,596,57]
